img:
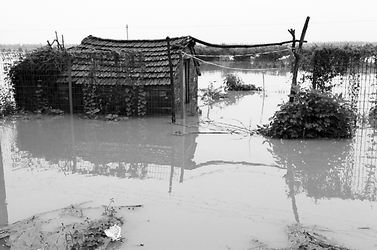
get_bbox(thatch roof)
[60,35,197,86]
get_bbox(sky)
[1,0,377,45]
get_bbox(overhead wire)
[194,48,291,58]
[182,52,286,72]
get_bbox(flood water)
[1,61,377,249]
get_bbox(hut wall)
[173,57,198,117]
[186,58,198,115]
[145,85,172,115]
[57,83,83,113]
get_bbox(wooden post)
[61,34,65,49]
[0,142,8,227]
[166,37,176,123]
[169,165,174,193]
[181,55,186,119]
[289,16,310,102]
[68,57,73,115]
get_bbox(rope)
[182,52,281,72]
[195,48,291,58]
[191,37,305,49]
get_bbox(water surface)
[1,61,377,249]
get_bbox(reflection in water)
[0,142,8,227]
[8,116,198,184]
[1,64,377,249]
[266,132,377,201]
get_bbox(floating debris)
[104,225,122,241]
[287,224,349,250]
[0,201,142,250]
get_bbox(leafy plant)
[200,81,225,105]
[64,201,123,249]
[8,46,70,111]
[0,85,15,116]
[258,89,356,139]
[223,73,261,91]
[300,44,374,92]
[369,105,377,127]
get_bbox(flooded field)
[1,61,377,249]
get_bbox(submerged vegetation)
[257,43,377,139]
[258,89,356,139]
[0,85,15,117]
[223,73,262,91]
[369,105,377,127]
[0,201,136,249]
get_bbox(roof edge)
[81,35,193,44]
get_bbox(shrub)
[0,85,15,116]
[223,73,261,91]
[299,44,375,92]
[200,82,225,104]
[258,89,356,139]
[7,46,70,112]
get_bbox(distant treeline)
[0,43,77,52]
[195,42,377,59]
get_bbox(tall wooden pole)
[126,25,129,40]
[0,141,8,227]
[289,16,310,102]
[68,57,73,115]
[166,37,176,123]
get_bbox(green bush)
[223,73,262,91]
[258,90,356,139]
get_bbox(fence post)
[68,57,73,115]
[166,37,176,123]
[0,142,8,227]
[289,16,310,103]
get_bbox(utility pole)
[126,25,129,40]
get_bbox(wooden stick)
[68,57,73,115]
[289,16,310,102]
[61,34,65,49]
[195,160,284,169]
[55,31,61,49]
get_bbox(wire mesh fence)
[1,48,180,116]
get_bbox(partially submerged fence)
[300,47,377,127]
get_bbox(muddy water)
[1,62,377,249]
